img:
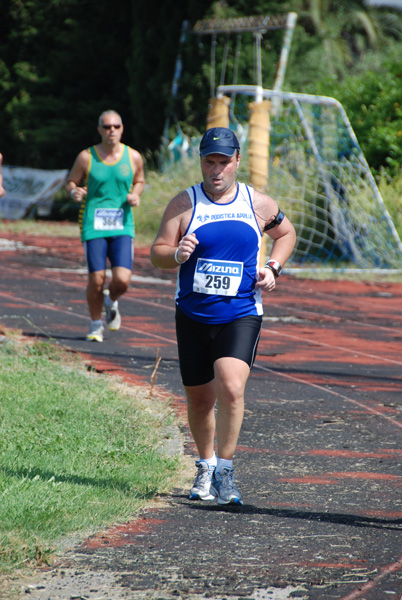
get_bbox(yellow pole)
[248,99,270,191]
[206,96,231,129]
[248,99,271,266]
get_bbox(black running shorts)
[175,306,262,387]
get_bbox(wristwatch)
[264,259,282,277]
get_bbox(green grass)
[135,158,202,245]
[0,218,79,239]
[378,167,402,237]
[0,330,184,575]
[0,158,201,247]
[1,154,401,256]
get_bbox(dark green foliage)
[1,0,402,176]
[0,0,212,168]
[127,1,210,154]
[1,0,135,168]
[311,44,402,178]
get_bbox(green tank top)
[79,144,135,241]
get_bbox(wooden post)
[206,96,231,129]
[248,98,271,267]
[248,99,270,192]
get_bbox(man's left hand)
[255,267,276,292]
[127,192,141,206]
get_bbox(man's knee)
[112,278,130,295]
[88,271,106,292]
[215,358,249,400]
[111,267,131,289]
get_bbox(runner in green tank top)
[80,144,136,242]
[66,110,145,342]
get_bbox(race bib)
[94,208,124,230]
[193,258,243,296]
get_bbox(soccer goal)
[217,84,402,272]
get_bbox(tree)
[312,41,402,178]
[0,0,401,173]
[288,0,401,78]
[127,0,213,159]
[0,0,135,168]
[0,0,213,168]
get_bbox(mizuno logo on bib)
[193,258,243,296]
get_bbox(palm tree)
[294,0,399,75]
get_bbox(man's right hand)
[70,186,87,202]
[175,233,198,264]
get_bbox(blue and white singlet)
[175,182,263,324]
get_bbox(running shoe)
[211,467,243,505]
[103,289,121,331]
[86,322,104,342]
[188,460,215,501]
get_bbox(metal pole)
[271,12,297,116]
[254,31,263,91]
[163,20,189,141]
[210,34,217,98]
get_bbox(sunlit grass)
[0,156,401,277]
[0,330,185,574]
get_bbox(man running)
[151,127,296,505]
[66,110,145,342]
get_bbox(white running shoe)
[188,460,215,501]
[211,467,243,506]
[86,322,104,342]
[103,290,121,331]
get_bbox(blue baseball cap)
[199,127,240,157]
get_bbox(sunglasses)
[102,124,121,130]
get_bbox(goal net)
[216,85,402,271]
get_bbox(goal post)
[216,84,402,271]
